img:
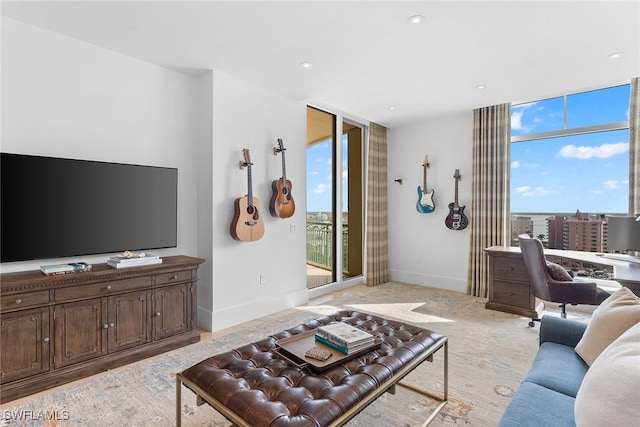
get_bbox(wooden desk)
[484,246,640,317]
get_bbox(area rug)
[0,282,591,426]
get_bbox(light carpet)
[1,282,592,426]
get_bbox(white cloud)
[603,180,621,189]
[309,171,319,176]
[515,185,557,197]
[511,161,540,169]
[511,102,538,132]
[313,183,329,194]
[511,110,529,132]
[557,142,629,159]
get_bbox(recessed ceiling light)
[408,15,424,24]
[476,84,487,90]
[300,62,313,69]
[607,52,624,60]
[389,106,397,110]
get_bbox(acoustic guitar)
[230,149,265,242]
[269,138,295,218]
[445,169,468,230]
[416,154,435,213]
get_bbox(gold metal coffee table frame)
[176,336,448,427]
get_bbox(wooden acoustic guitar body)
[269,179,296,219]
[230,195,265,242]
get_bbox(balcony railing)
[306,221,348,272]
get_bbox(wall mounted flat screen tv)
[1,153,178,263]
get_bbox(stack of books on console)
[41,262,92,276]
[107,252,162,269]
[314,322,375,354]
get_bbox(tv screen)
[1,153,178,263]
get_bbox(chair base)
[529,303,567,327]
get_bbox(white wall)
[1,17,200,273]
[387,112,473,293]
[1,17,309,332]
[208,70,308,331]
[195,71,214,329]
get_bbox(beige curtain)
[630,77,640,215]
[467,103,511,297]
[365,122,389,286]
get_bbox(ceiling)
[2,1,639,128]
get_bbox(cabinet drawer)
[1,290,50,312]
[492,257,529,282]
[55,276,152,302]
[492,280,531,308]
[155,270,191,286]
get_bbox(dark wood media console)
[0,255,204,404]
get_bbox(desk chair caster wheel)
[529,318,540,327]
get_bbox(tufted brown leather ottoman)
[176,310,448,427]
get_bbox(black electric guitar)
[269,138,295,218]
[230,149,265,242]
[445,169,468,230]
[416,154,435,213]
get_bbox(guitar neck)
[454,173,460,208]
[281,150,287,182]
[423,165,427,190]
[246,164,254,205]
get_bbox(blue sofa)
[498,315,589,426]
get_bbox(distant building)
[511,216,534,245]
[546,210,607,252]
[547,215,565,249]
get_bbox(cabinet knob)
[171,275,178,280]
[43,337,50,343]
[103,323,110,329]
[155,312,161,317]
[105,285,112,290]
[15,298,23,304]
[109,323,115,328]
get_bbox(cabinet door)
[0,307,50,384]
[54,299,107,368]
[108,291,152,352]
[154,283,190,340]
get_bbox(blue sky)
[306,135,349,213]
[511,84,630,214]
[306,85,631,215]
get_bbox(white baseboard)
[211,289,309,332]
[389,269,467,293]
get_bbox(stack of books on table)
[41,262,92,276]
[107,253,162,269]
[314,322,375,354]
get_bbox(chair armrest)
[539,315,587,348]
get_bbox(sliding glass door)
[306,106,363,289]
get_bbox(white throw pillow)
[574,287,640,366]
[574,322,640,426]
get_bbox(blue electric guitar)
[416,155,435,213]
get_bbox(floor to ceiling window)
[510,84,631,252]
[306,106,364,289]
